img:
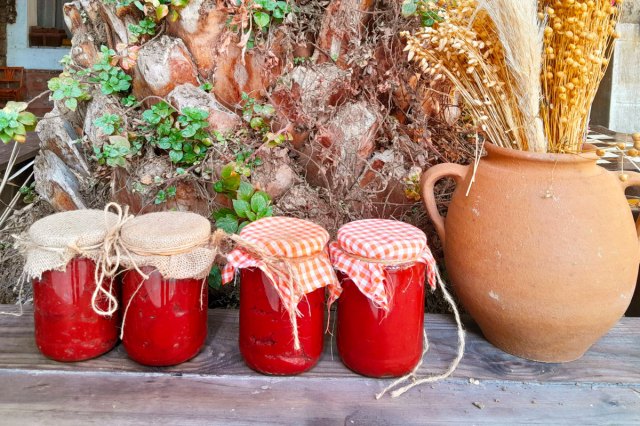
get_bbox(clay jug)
[421,143,639,362]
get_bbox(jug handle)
[420,163,468,247]
[619,171,640,247]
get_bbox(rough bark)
[33,0,469,237]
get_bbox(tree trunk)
[35,0,471,236]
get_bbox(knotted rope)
[375,265,466,399]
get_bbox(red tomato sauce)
[336,262,426,377]
[33,257,119,362]
[121,267,207,366]
[239,268,324,375]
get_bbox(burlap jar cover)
[329,219,466,399]
[11,209,121,316]
[118,211,216,280]
[222,216,339,350]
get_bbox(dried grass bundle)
[540,0,620,153]
[477,0,547,152]
[403,0,620,154]
[403,0,546,151]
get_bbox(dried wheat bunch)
[540,0,620,153]
[403,0,546,152]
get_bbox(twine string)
[375,265,466,399]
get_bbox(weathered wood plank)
[0,371,639,425]
[1,306,639,386]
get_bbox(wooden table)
[1,306,639,424]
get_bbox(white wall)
[608,23,640,134]
[6,0,68,70]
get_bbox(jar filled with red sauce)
[121,267,208,366]
[223,216,339,375]
[329,219,435,378]
[23,210,120,362]
[119,211,216,367]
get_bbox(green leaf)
[156,4,169,20]
[250,191,269,214]
[216,215,239,234]
[212,207,235,220]
[246,210,257,221]
[169,150,183,163]
[232,199,251,218]
[253,11,270,29]
[401,0,417,16]
[237,181,254,202]
[108,135,131,149]
[64,97,78,111]
[208,265,222,289]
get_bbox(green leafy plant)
[95,113,123,135]
[154,185,177,204]
[129,17,157,41]
[19,182,38,204]
[213,181,273,233]
[140,102,213,165]
[92,135,140,167]
[213,162,242,194]
[401,0,443,27]
[241,92,291,147]
[48,75,91,111]
[199,81,213,92]
[91,46,132,95]
[208,265,223,289]
[0,102,37,144]
[251,0,291,31]
[121,95,138,107]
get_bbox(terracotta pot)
[421,143,639,362]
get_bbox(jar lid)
[121,211,211,253]
[21,209,119,279]
[29,209,118,249]
[336,219,427,262]
[236,216,330,258]
[119,211,215,280]
[330,219,436,311]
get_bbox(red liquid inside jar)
[121,267,208,366]
[239,268,325,375]
[337,262,426,377]
[33,257,119,362]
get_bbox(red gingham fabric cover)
[222,216,340,308]
[329,219,436,311]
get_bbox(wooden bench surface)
[1,305,639,424]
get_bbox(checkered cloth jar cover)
[222,216,340,309]
[329,219,437,311]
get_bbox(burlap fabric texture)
[118,211,215,280]
[18,209,119,280]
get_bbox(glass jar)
[223,216,339,376]
[33,257,119,362]
[330,219,434,378]
[239,268,325,375]
[121,267,208,366]
[117,211,216,367]
[336,263,426,377]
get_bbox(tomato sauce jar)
[119,211,216,366]
[329,219,437,377]
[223,216,339,375]
[21,210,120,362]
